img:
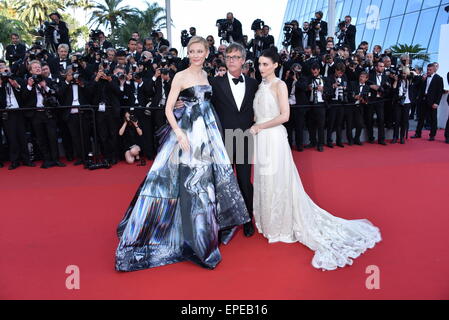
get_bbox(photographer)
[127,38,141,61]
[42,12,71,53]
[154,31,170,51]
[336,16,356,52]
[49,44,71,75]
[310,11,327,51]
[306,64,327,152]
[5,34,27,67]
[150,67,171,138]
[23,60,66,168]
[347,71,371,145]
[289,20,302,51]
[320,54,335,77]
[59,66,92,165]
[290,64,309,151]
[0,64,35,170]
[226,12,244,44]
[119,112,143,164]
[367,61,390,145]
[262,25,275,50]
[390,67,415,144]
[325,63,348,148]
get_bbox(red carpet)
[1,130,449,300]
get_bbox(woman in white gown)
[249,48,382,271]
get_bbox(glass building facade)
[280,0,449,62]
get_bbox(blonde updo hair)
[187,36,209,52]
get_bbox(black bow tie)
[232,75,244,85]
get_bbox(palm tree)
[116,1,166,45]
[391,43,431,63]
[11,0,66,28]
[89,0,134,34]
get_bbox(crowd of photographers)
[1,10,448,170]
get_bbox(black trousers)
[365,99,385,142]
[291,106,308,148]
[384,98,394,128]
[393,103,411,140]
[445,114,449,140]
[32,111,59,162]
[230,134,253,219]
[345,104,365,143]
[416,97,438,137]
[57,112,73,159]
[307,104,326,146]
[96,111,119,161]
[67,112,90,160]
[326,103,345,144]
[134,109,155,159]
[2,111,31,163]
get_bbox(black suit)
[59,81,92,160]
[292,75,310,149]
[345,24,357,52]
[325,75,349,145]
[229,18,244,43]
[5,43,26,66]
[367,71,391,143]
[306,76,327,147]
[0,78,31,163]
[22,79,60,162]
[416,73,444,138]
[210,74,258,218]
[347,81,370,142]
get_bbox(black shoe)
[8,162,20,170]
[354,140,363,146]
[41,161,52,169]
[110,158,118,165]
[243,222,255,237]
[23,161,36,167]
[379,141,387,146]
[445,139,449,144]
[0,162,3,168]
[305,143,316,149]
[391,139,398,144]
[317,145,324,152]
[347,140,354,146]
[400,138,405,144]
[411,134,421,139]
[297,146,304,152]
[326,142,334,148]
[54,161,66,167]
[336,142,344,148]
[429,137,435,141]
[66,155,74,162]
[368,138,375,144]
[74,160,84,166]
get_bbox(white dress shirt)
[71,84,80,114]
[310,76,324,103]
[5,83,20,109]
[425,74,434,95]
[227,71,246,111]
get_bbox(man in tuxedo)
[320,54,335,78]
[49,43,71,75]
[98,31,114,51]
[367,61,390,145]
[305,64,327,152]
[262,25,275,50]
[22,60,66,168]
[325,63,348,148]
[347,72,371,145]
[412,63,444,141]
[5,33,27,67]
[301,22,312,50]
[59,67,92,165]
[343,16,356,52]
[293,65,310,151]
[226,12,244,44]
[210,43,258,237]
[0,65,35,170]
[44,12,71,53]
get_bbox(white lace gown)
[253,78,382,271]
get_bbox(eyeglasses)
[225,56,242,61]
[207,39,213,42]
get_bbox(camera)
[251,19,265,31]
[129,114,138,123]
[216,19,233,39]
[89,29,102,41]
[181,30,190,47]
[151,30,159,39]
[160,68,170,75]
[116,72,126,81]
[0,71,12,82]
[32,74,44,83]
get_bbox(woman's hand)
[250,125,262,135]
[174,128,190,152]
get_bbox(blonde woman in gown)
[250,48,382,271]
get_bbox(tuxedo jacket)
[294,75,310,105]
[150,78,171,108]
[368,71,391,99]
[324,74,350,102]
[420,73,444,106]
[210,74,258,131]
[5,43,26,65]
[58,81,92,120]
[348,81,371,104]
[0,78,25,110]
[345,24,357,52]
[132,80,154,108]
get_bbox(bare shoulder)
[274,78,288,93]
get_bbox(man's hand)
[27,77,35,87]
[432,104,438,109]
[8,79,20,89]
[154,68,161,78]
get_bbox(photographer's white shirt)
[71,84,80,114]
[227,71,245,111]
[5,83,20,109]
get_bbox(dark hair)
[310,63,321,71]
[169,48,178,55]
[128,38,137,43]
[335,62,346,73]
[260,46,280,64]
[49,12,61,19]
[11,33,20,38]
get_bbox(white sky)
[77,0,288,52]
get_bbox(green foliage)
[391,43,431,63]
